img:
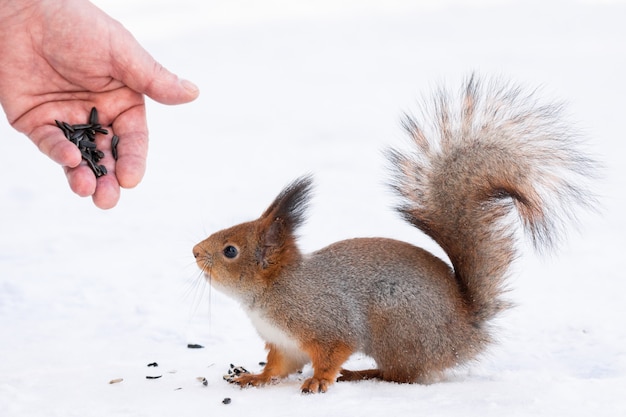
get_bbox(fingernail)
[181,79,199,96]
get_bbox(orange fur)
[300,341,354,393]
[232,343,304,387]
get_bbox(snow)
[1,0,625,416]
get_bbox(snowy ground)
[1,1,625,416]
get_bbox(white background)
[1,1,625,416]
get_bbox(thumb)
[111,27,199,105]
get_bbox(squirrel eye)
[223,245,239,259]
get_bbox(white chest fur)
[246,309,310,364]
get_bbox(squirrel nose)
[192,245,201,259]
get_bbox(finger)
[64,164,97,197]
[64,152,122,209]
[91,169,121,209]
[110,103,148,189]
[110,26,199,105]
[25,109,98,199]
[88,126,121,209]
[16,102,114,168]
[30,124,83,167]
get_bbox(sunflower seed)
[55,120,70,136]
[83,157,103,177]
[70,130,85,142]
[111,135,119,160]
[62,121,74,133]
[54,107,113,178]
[223,364,249,383]
[70,123,93,130]
[89,107,98,125]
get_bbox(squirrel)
[192,74,597,393]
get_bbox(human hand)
[0,0,199,209]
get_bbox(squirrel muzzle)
[192,243,213,275]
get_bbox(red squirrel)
[192,75,597,393]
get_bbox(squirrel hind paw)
[337,368,382,382]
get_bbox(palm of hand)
[0,0,198,208]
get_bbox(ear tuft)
[261,175,314,232]
[255,176,313,271]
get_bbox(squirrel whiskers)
[193,74,598,393]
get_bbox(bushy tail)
[388,74,597,323]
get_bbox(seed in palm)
[55,107,112,178]
[111,135,119,161]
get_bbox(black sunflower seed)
[89,107,98,125]
[62,121,74,133]
[70,130,85,142]
[111,135,119,160]
[70,123,94,130]
[82,155,104,177]
[54,107,114,178]
[55,120,69,136]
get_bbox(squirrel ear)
[256,217,286,269]
[264,217,286,248]
[256,175,313,268]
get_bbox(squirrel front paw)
[300,377,333,393]
[224,364,274,387]
[223,364,249,383]
[232,372,273,387]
